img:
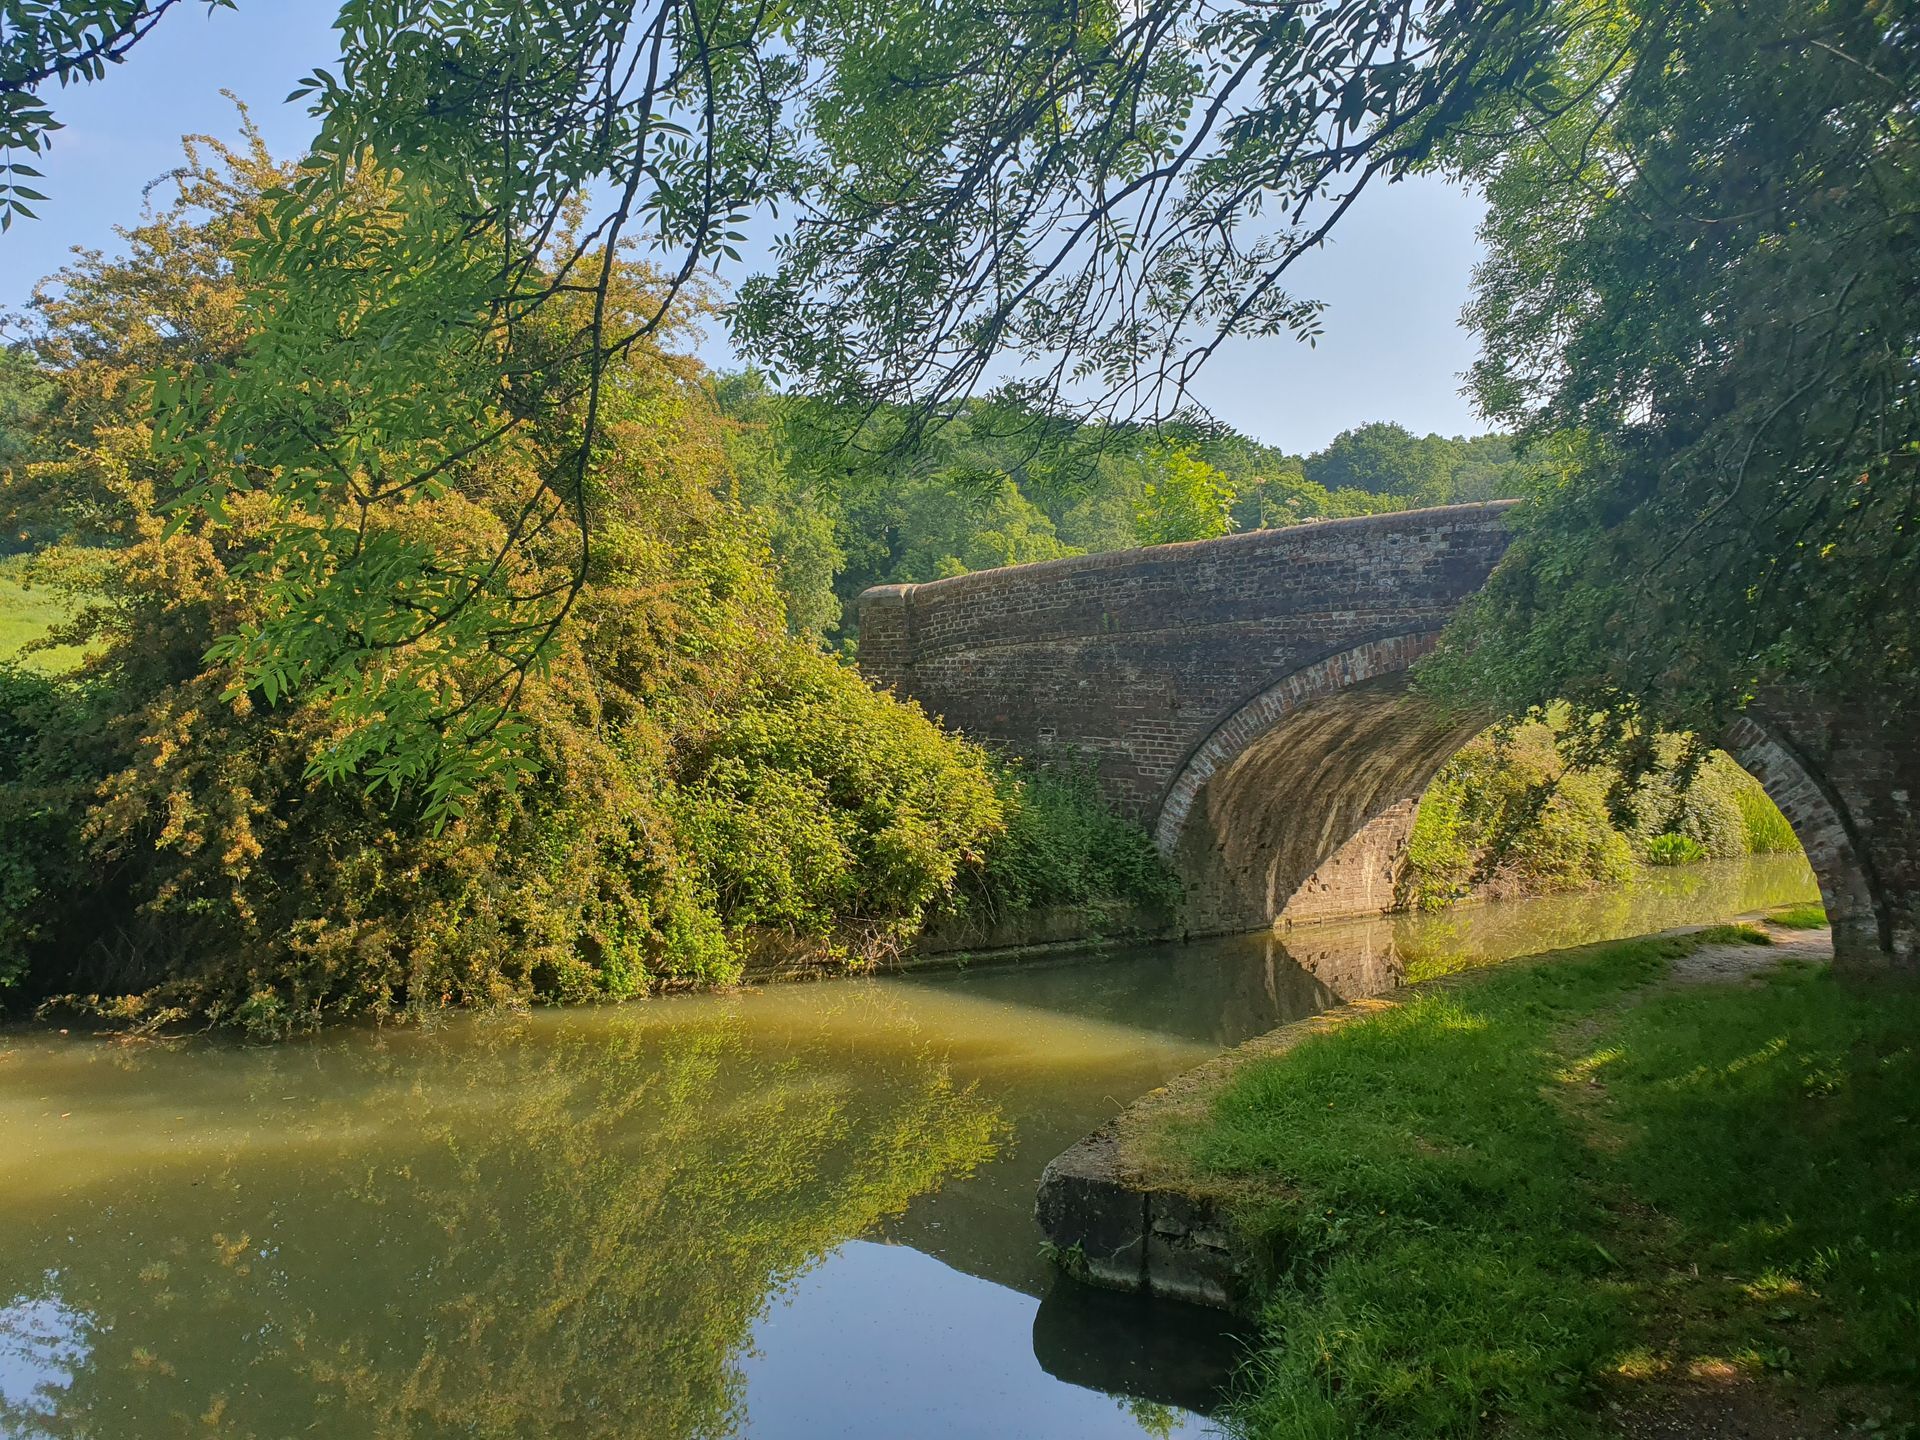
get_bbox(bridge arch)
[1149,633,1485,934]
[1145,635,1893,952]
[1724,712,1893,965]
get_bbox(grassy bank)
[1178,921,1920,1437]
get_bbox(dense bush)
[1403,719,1801,908]
[0,138,1027,1032]
[1403,722,1633,909]
[1626,746,1758,860]
[668,649,1000,948]
[950,759,1180,922]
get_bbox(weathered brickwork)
[1728,700,1919,969]
[858,502,1917,968]
[858,503,1517,813]
[1279,799,1421,924]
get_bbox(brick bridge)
[858,502,1918,969]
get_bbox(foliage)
[1404,719,1801,908]
[1133,445,1236,546]
[667,648,1001,948]
[729,385,1530,646]
[1643,833,1706,868]
[0,347,53,482]
[1303,423,1531,505]
[8,0,1583,814]
[1429,0,1920,743]
[1402,720,1634,909]
[0,661,92,989]
[1180,933,1920,1436]
[0,137,1016,1025]
[1231,469,1405,531]
[951,760,1180,923]
[1737,784,1803,857]
[1625,747,1770,863]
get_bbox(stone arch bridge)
[858,502,1917,969]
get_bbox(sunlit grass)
[1768,903,1829,930]
[1180,930,1920,1437]
[0,553,86,673]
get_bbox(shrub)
[669,646,1003,949]
[1404,718,1800,907]
[0,141,1015,1031]
[954,758,1179,920]
[1645,832,1709,866]
[1629,749,1752,859]
[0,664,96,990]
[1402,721,1632,907]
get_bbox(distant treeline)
[715,380,1533,642]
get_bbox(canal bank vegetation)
[1401,719,1801,911]
[1174,928,1920,1436]
[0,136,1171,1033]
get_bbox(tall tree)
[1428,0,1919,748]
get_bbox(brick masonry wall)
[1730,699,1920,969]
[856,502,1518,819]
[1278,799,1421,924]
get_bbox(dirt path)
[1666,921,1833,985]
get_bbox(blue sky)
[0,1,1490,454]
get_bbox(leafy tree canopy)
[10,0,1906,801]
[2,0,1564,809]
[1304,423,1529,503]
[1426,0,1919,749]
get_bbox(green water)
[0,855,1816,1439]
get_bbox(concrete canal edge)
[1034,991,1403,1314]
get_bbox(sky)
[0,2,1492,455]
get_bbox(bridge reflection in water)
[0,857,1814,1440]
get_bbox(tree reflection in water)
[0,999,1002,1439]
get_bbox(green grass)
[1768,903,1830,930]
[0,554,86,672]
[1182,929,1920,1437]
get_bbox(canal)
[0,856,1816,1438]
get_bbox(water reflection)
[741,1242,1223,1439]
[0,1001,1002,1439]
[0,1281,90,1434]
[0,855,1817,1439]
